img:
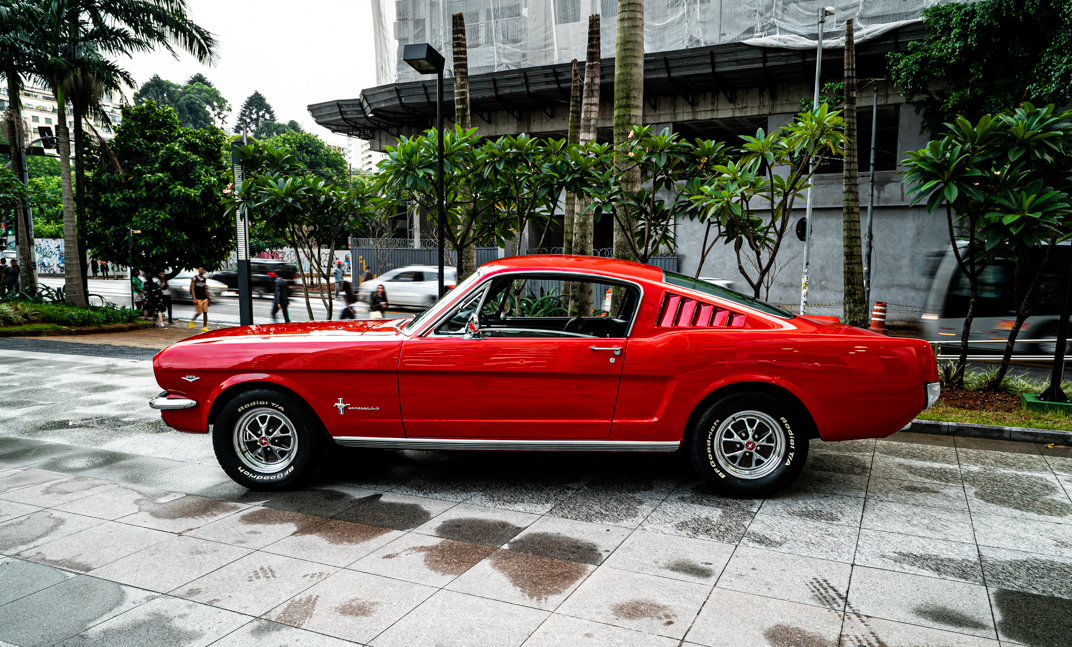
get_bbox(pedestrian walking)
[2,260,18,297]
[91,258,98,279]
[100,261,109,280]
[333,261,345,299]
[270,271,290,323]
[369,284,389,319]
[131,270,146,315]
[157,271,173,324]
[145,273,165,327]
[361,269,373,285]
[188,267,210,332]
[339,280,356,319]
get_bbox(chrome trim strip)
[331,436,681,452]
[150,395,198,410]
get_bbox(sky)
[122,0,377,147]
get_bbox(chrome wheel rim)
[233,407,298,474]
[712,410,785,480]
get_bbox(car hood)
[170,319,406,345]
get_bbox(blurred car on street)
[211,260,299,298]
[167,270,226,302]
[356,265,457,308]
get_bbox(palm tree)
[612,0,643,268]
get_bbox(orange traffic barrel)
[869,301,887,334]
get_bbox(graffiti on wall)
[5,238,65,273]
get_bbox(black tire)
[213,388,323,490]
[688,391,809,498]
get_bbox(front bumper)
[150,391,197,410]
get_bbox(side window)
[396,271,419,282]
[436,287,487,335]
[480,275,639,338]
[251,263,266,274]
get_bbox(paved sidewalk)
[1,432,1071,647]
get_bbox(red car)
[150,256,940,497]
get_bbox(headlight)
[925,382,941,409]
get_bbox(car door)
[387,271,420,307]
[397,278,628,439]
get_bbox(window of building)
[45,118,51,125]
[555,0,580,24]
[31,115,39,123]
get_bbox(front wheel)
[213,389,323,490]
[688,391,809,498]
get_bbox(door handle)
[590,346,622,356]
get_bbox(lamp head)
[403,43,445,75]
[824,6,835,16]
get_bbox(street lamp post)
[799,6,836,315]
[403,43,447,298]
[233,122,253,326]
[128,228,140,309]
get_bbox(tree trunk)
[74,111,89,299]
[612,0,643,268]
[458,243,477,282]
[452,13,470,130]
[842,19,867,327]
[5,70,36,292]
[56,92,86,306]
[563,58,581,259]
[569,14,601,316]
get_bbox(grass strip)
[917,401,1072,431]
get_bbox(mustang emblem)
[335,398,349,415]
[335,398,379,415]
[181,375,200,383]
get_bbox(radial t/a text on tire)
[688,391,809,498]
[212,388,322,490]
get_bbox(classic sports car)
[150,256,940,497]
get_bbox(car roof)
[480,255,665,282]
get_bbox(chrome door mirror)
[462,316,484,340]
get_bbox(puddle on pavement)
[434,517,524,547]
[37,451,130,473]
[903,464,962,485]
[984,556,1072,599]
[673,512,752,543]
[0,511,63,552]
[963,471,1072,518]
[147,496,241,520]
[19,552,95,573]
[891,551,981,583]
[237,507,315,529]
[265,489,356,517]
[763,624,835,647]
[271,594,320,628]
[89,611,203,644]
[913,604,990,630]
[488,549,589,602]
[507,532,604,565]
[383,539,493,576]
[335,598,380,617]
[611,599,676,625]
[292,519,392,545]
[787,509,842,523]
[40,476,105,496]
[664,559,714,579]
[341,493,431,530]
[993,588,1072,647]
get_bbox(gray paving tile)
[186,506,323,549]
[807,450,873,476]
[263,569,435,643]
[757,494,865,527]
[601,529,733,585]
[742,514,859,563]
[978,545,1072,599]
[0,574,158,647]
[0,556,75,606]
[55,595,248,647]
[77,455,194,484]
[861,498,976,543]
[263,486,379,518]
[958,448,1053,474]
[866,477,969,511]
[0,441,83,467]
[716,545,851,610]
[870,454,963,485]
[0,509,102,554]
[118,495,248,533]
[350,532,493,586]
[955,437,1041,455]
[0,467,68,494]
[333,492,457,531]
[208,619,359,647]
[846,566,995,639]
[447,547,594,610]
[686,587,843,647]
[191,480,279,504]
[33,448,135,476]
[389,470,490,503]
[989,587,1072,647]
[546,474,677,529]
[0,499,40,523]
[1046,455,1072,477]
[781,468,870,498]
[52,483,185,520]
[263,518,402,568]
[523,613,678,647]
[2,475,117,507]
[962,468,1072,524]
[88,536,251,593]
[641,500,756,544]
[467,479,577,514]
[370,589,548,647]
[840,613,1000,647]
[972,513,1072,558]
[410,502,537,548]
[177,552,336,616]
[130,462,233,494]
[16,521,171,573]
[556,566,711,640]
[812,438,878,453]
[876,439,960,464]
[506,516,631,566]
[854,529,983,584]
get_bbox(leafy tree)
[85,101,232,279]
[254,119,303,140]
[265,130,345,184]
[134,74,231,129]
[888,0,1072,135]
[234,91,276,134]
[185,72,213,87]
[612,0,644,270]
[28,176,64,238]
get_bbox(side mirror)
[463,318,483,340]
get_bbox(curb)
[0,321,155,337]
[907,418,1072,445]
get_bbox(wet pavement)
[2,347,1072,646]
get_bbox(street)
[1,341,1071,646]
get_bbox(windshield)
[663,270,796,319]
[401,269,484,334]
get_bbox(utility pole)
[799,6,836,315]
[863,85,878,305]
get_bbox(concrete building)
[346,136,385,173]
[310,1,958,321]
[1,80,124,147]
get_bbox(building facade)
[1,80,124,148]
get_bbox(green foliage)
[27,176,63,238]
[798,82,845,113]
[134,74,231,129]
[27,156,61,178]
[234,91,276,134]
[255,119,304,140]
[888,0,1072,135]
[264,130,345,184]
[0,300,139,327]
[85,100,233,275]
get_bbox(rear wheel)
[213,389,322,490]
[688,391,808,498]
